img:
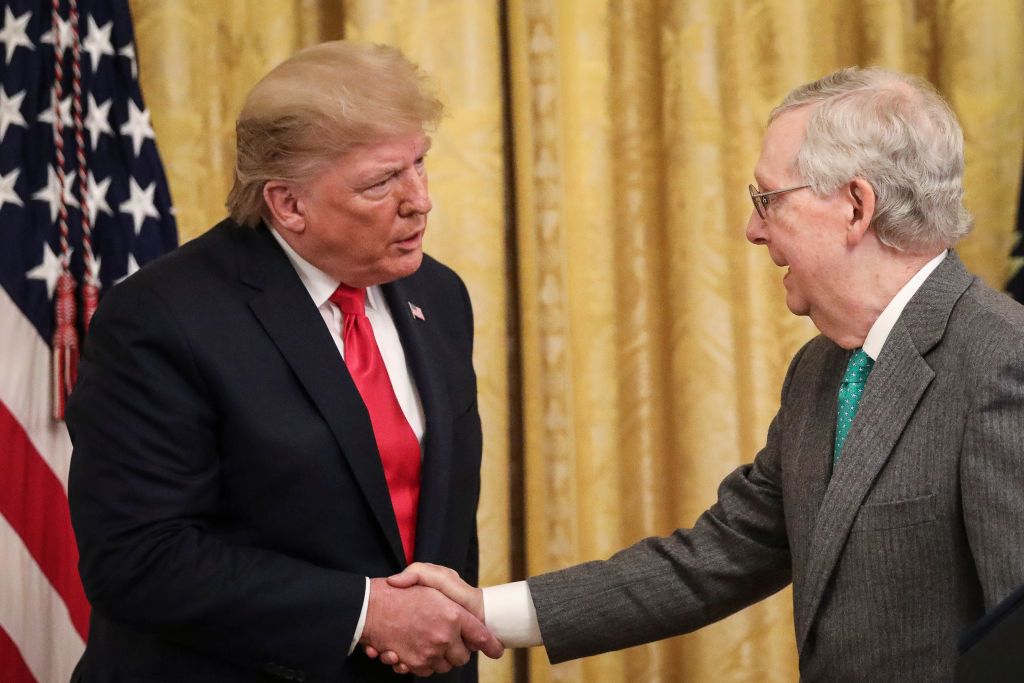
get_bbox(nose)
[745,210,766,245]
[399,169,432,217]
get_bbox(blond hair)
[226,41,444,227]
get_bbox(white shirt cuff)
[348,577,370,655]
[482,581,543,648]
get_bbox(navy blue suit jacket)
[68,220,482,682]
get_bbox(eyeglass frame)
[748,183,812,219]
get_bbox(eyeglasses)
[748,183,811,219]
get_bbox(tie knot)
[842,349,874,384]
[330,284,366,316]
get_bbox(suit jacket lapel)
[787,352,842,570]
[794,326,933,649]
[381,280,453,564]
[238,225,406,567]
[794,251,973,651]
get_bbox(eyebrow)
[752,173,785,192]
[382,137,434,172]
[358,138,434,185]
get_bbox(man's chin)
[387,251,425,282]
[784,295,810,317]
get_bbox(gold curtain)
[129,1,1024,682]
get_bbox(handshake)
[360,563,505,677]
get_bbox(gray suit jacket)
[528,253,1024,681]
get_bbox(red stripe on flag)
[0,401,90,640]
[0,626,37,683]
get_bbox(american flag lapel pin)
[408,302,426,321]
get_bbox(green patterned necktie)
[833,349,874,465]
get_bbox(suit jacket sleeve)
[960,335,1024,610]
[67,276,365,678]
[526,346,807,664]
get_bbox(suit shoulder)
[959,278,1024,335]
[775,334,843,402]
[792,334,842,370]
[403,253,471,303]
[949,278,1024,364]
[413,253,465,287]
[115,218,244,293]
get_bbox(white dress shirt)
[270,228,425,653]
[482,250,949,648]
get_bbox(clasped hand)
[360,563,503,676]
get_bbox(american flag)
[0,1,177,680]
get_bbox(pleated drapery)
[128,1,1024,681]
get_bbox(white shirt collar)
[862,250,947,360]
[268,226,383,311]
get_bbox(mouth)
[394,229,424,251]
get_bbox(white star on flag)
[40,13,73,52]
[118,42,138,79]
[86,253,102,284]
[26,242,67,300]
[0,7,33,65]
[83,17,115,72]
[119,177,159,235]
[120,99,155,157]
[33,166,79,224]
[0,87,27,138]
[117,252,140,284]
[0,168,23,213]
[85,94,114,150]
[39,93,73,128]
[86,172,113,224]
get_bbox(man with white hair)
[379,67,1024,680]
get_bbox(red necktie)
[330,284,421,564]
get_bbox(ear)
[263,180,306,235]
[845,177,876,247]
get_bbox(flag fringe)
[52,273,79,420]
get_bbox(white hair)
[770,67,971,251]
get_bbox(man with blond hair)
[381,67,1024,680]
[67,41,499,681]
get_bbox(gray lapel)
[787,349,844,569]
[794,251,973,651]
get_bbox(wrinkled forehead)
[754,105,812,186]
